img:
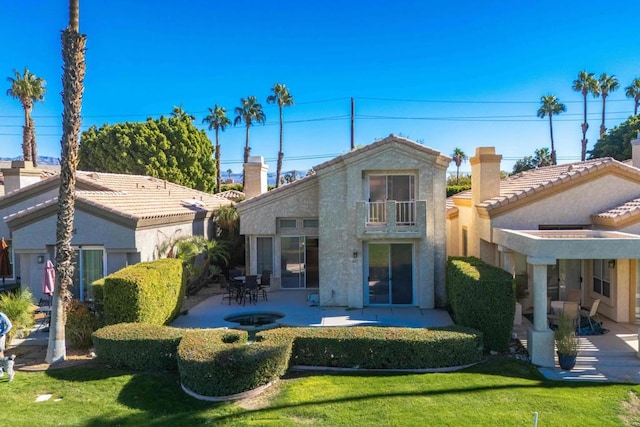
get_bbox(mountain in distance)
[0,156,60,166]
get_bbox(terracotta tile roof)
[216,189,245,201]
[449,158,637,213]
[5,171,230,224]
[74,172,230,219]
[593,198,640,222]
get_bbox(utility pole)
[350,97,355,150]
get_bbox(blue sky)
[1,1,639,177]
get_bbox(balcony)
[356,200,426,239]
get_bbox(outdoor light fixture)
[353,250,358,259]
[37,255,45,264]
[608,259,616,269]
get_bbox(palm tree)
[203,105,231,193]
[226,168,233,182]
[537,95,566,165]
[266,83,294,188]
[572,70,600,161]
[451,147,467,184]
[47,0,86,364]
[6,67,46,166]
[534,147,552,167]
[598,73,619,137]
[234,96,266,176]
[626,78,640,116]
[171,105,195,121]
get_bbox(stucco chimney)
[1,161,41,194]
[470,147,502,206]
[631,131,640,169]
[243,156,268,199]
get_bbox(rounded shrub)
[177,329,292,397]
[92,323,184,371]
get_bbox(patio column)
[527,256,555,368]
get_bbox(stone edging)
[181,381,275,402]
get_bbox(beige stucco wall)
[0,188,58,238]
[239,141,448,308]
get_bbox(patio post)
[527,256,555,368]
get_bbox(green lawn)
[1,357,639,426]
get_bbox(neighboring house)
[447,140,640,367]
[237,135,451,309]
[0,161,231,302]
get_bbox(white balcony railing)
[366,201,416,226]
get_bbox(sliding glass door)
[280,236,319,289]
[367,243,413,305]
[71,247,105,301]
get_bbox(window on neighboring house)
[279,219,297,229]
[303,219,318,228]
[592,259,611,298]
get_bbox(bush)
[447,184,472,197]
[177,329,291,397]
[446,257,515,352]
[0,288,35,344]
[92,323,184,371]
[65,300,97,349]
[90,278,105,327]
[257,326,482,369]
[103,258,185,326]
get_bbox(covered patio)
[495,228,640,367]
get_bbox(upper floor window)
[368,175,415,202]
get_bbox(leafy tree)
[537,95,566,164]
[588,115,640,161]
[79,111,216,192]
[171,105,195,121]
[598,73,619,136]
[213,205,244,269]
[626,78,640,116]
[202,104,231,193]
[512,148,552,174]
[48,0,86,365]
[233,96,266,178]
[451,147,467,184]
[6,67,46,166]
[572,70,600,161]
[266,83,294,188]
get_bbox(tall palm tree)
[6,67,46,166]
[626,78,640,116]
[266,83,294,188]
[234,96,266,184]
[598,73,619,137]
[537,95,566,165]
[47,0,86,364]
[203,104,231,193]
[572,70,600,161]
[451,147,467,184]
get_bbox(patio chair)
[220,275,239,305]
[241,275,258,306]
[567,289,581,304]
[581,298,602,332]
[258,270,271,301]
[548,301,580,329]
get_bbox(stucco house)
[0,161,231,302]
[446,137,640,367]
[237,135,451,309]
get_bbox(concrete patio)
[170,290,454,330]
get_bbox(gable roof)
[449,157,640,217]
[3,171,230,229]
[314,134,450,172]
[592,197,640,229]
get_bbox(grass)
[1,357,639,426]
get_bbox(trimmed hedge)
[257,326,483,369]
[103,258,185,326]
[447,257,515,352]
[177,329,291,397]
[446,184,472,197]
[92,323,185,371]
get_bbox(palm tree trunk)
[46,2,86,364]
[215,130,221,193]
[243,125,250,187]
[600,96,606,137]
[22,106,33,162]
[549,115,556,165]
[31,118,38,167]
[581,92,588,161]
[276,105,284,188]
